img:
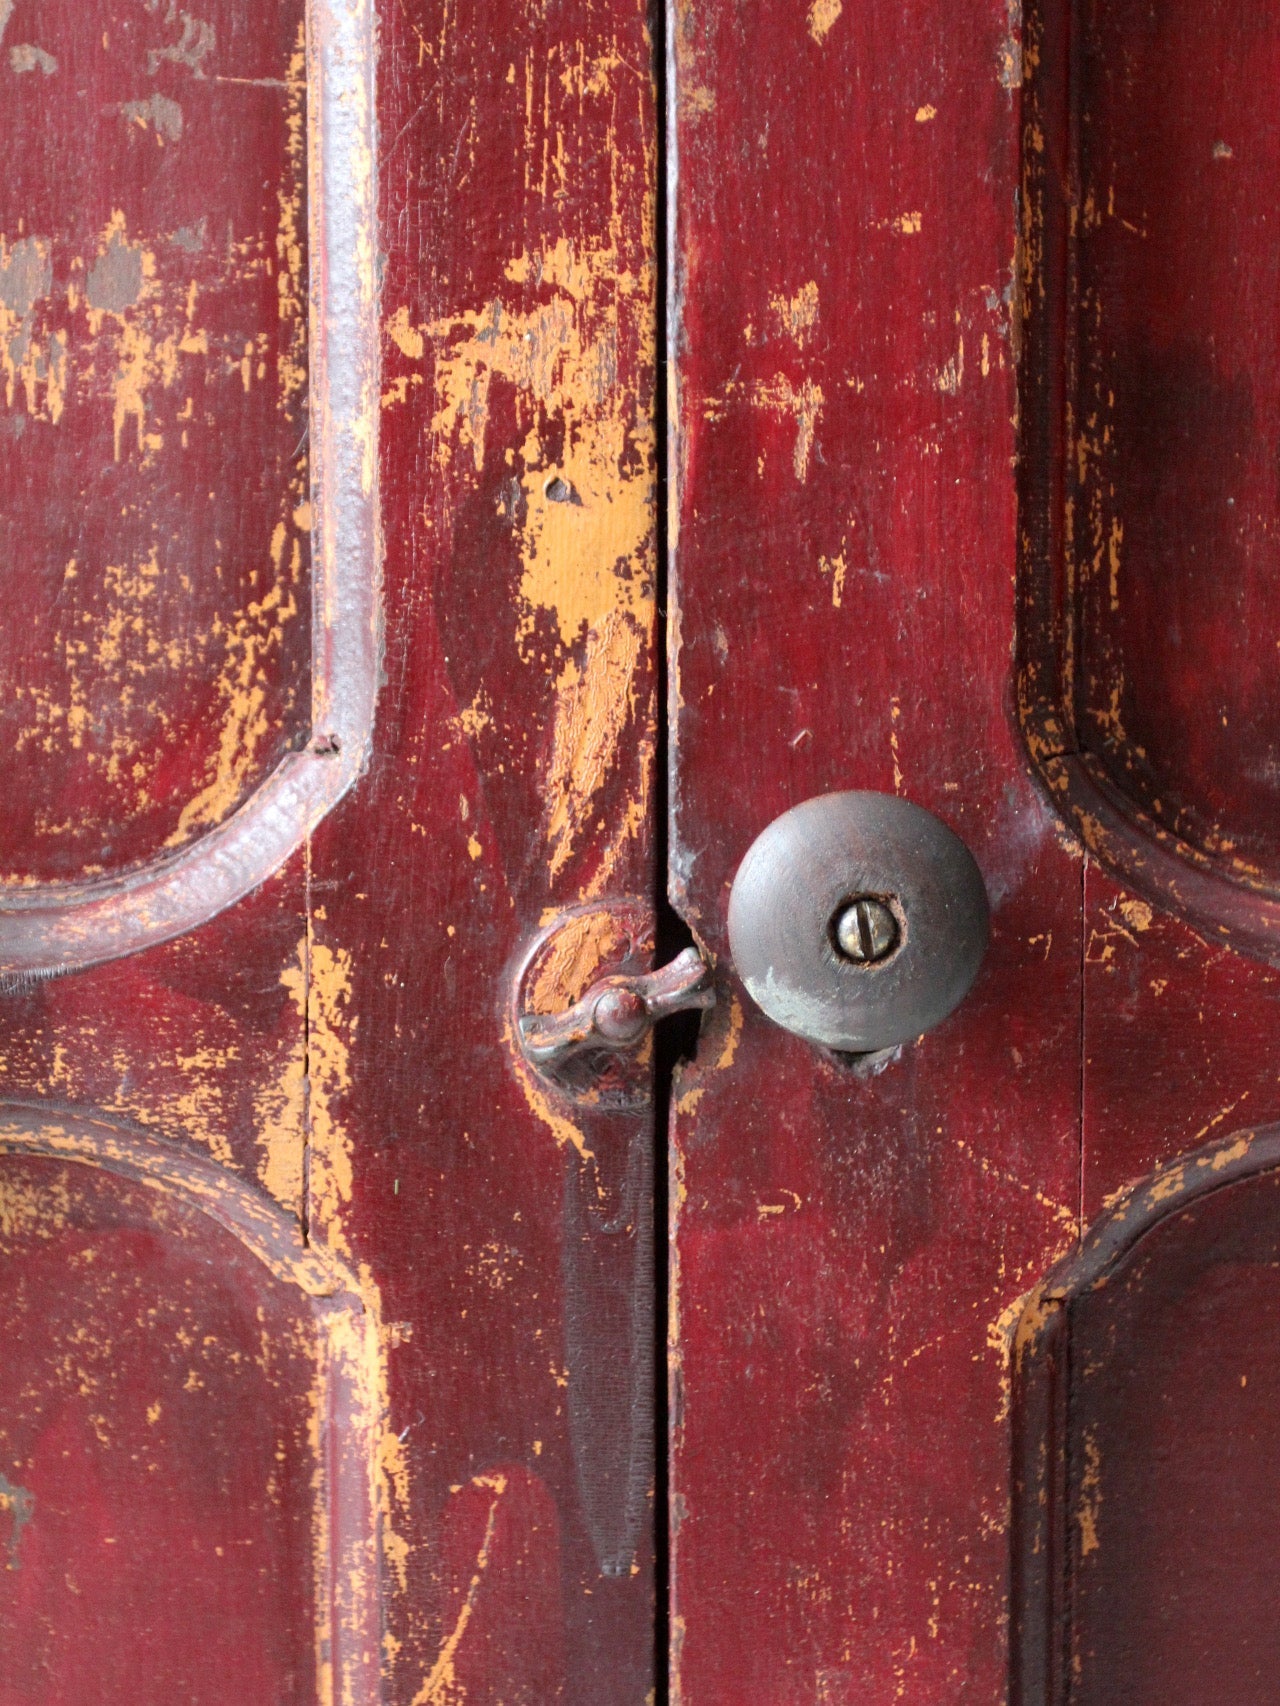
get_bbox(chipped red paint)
[667,2,1082,1696]
[0,0,313,882]
[669,0,1280,1700]
[4,0,659,1696]
[0,0,380,978]
[1014,1127,1280,1705]
[1018,0,1280,963]
[0,1138,334,1704]
[313,0,662,1691]
[7,0,1280,1699]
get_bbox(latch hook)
[518,947,714,1069]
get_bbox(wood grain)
[0,0,379,976]
[1014,1127,1280,1706]
[667,1,1084,1697]
[311,0,662,1698]
[1018,0,1280,962]
[0,1109,381,1706]
[3,0,661,1691]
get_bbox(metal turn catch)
[512,901,715,1107]
[519,948,714,1069]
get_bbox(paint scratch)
[0,1470,34,1569]
[412,1473,509,1705]
[807,0,843,44]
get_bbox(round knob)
[727,792,989,1053]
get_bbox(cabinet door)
[8,1,1280,1702]
[0,0,659,1700]
[668,1,1280,1702]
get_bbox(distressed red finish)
[1068,1172,1280,1706]
[0,1156,320,1705]
[1019,0,1280,961]
[0,1112,382,1706]
[1013,1128,1280,1706]
[318,0,661,1691]
[1,0,658,1701]
[7,0,1280,1699]
[0,0,311,882]
[667,0,1280,1699]
[1070,0,1280,877]
[667,2,1083,1697]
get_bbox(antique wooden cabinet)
[3,0,1280,1701]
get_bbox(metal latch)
[512,902,714,1107]
[518,947,714,1067]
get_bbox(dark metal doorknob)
[727,791,989,1053]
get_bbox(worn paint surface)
[0,0,311,884]
[1013,1129,1280,1703]
[1017,0,1280,961]
[667,0,1085,1698]
[313,0,660,1694]
[0,1,373,1701]
[0,1117,386,1706]
[0,46,325,1692]
[11,0,1277,1699]
[2,0,657,1697]
[669,0,1280,1701]
[1068,0,1280,871]
[0,1158,319,1700]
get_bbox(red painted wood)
[667,1,1084,1698]
[0,0,311,883]
[1011,2,1280,1700]
[1018,0,1280,1176]
[0,865,309,1207]
[1082,864,1280,1217]
[6,0,1280,1698]
[310,0,662,1698]
[0,1155,319,1705]
[1070,0,1280,881]
[0,42,321,1690]
[1069,1176,1280,1705]
[1013,1130,1280,1706]
[1017,0,1280,961]
[2,1,659,1700]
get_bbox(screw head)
[833,896,899,965]
[592,986,650,1044]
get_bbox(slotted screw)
[833,897,899,965]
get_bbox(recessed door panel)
[1019,0,1280,956]
[0,1113,381,1706]
[1014,1128,1280,1706]
[0,0,311,882]
[1072,1,1280,882]
[0,0,379,976]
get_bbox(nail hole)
[544,475,580,505]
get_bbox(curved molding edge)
[1009,1124,1280,1705]
[0,1103,386,1705]
[1028,743,1280,966]
[0,0,381,979]
[1014,0,1280,968]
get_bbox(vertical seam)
[1077,853,1086,1249]
[302,831,314,1247]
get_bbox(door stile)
[313,1,665,1699]
[0,0,665,1699]
[664,2,1086,1698]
